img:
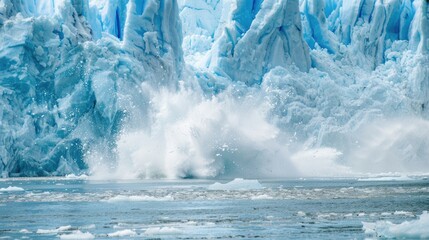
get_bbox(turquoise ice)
[0,0,428,178]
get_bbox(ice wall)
[123,0,184,84]
[0,0,183,177]
[300,0,425,69]
[178,0,311,86]
[0,0,94,176]
[300,0,339,53]
[0,0,428,178]
[89,0,129,39]
[207,0,311,85]
[179,0,223,56]
[298,0,429,140]
[172,0,429,178]
[410,0,429,53]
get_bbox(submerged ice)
[0,0,428,178]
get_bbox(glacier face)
[206,0,311,85]
[0,0,428,178]
[0,0,183,177]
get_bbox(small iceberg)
[64,174,89,180]
[0,186,24,192]
[363,211,429,238]
[107,229,137,237]
[37,225,73,234]
[250,194,273,200]
[208,178,263,191]
[59,230,94,239]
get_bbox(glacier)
[0,0,428,178]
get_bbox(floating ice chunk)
[104,195,174,202]
[107,229,137,237]
[65,174,89,180]
[144,227,182,235]
[208,178,263,191]
[59,230,95,239]
[363,211,429,238]
[37,225,73,234]
[394,211,414,216]
[250,194,273,200]
[297,211,306,217]
[0,186,24,192]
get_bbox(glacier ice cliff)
[0,0,183,177]
[0,0,428,178]
[206,0,311,85]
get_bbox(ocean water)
[1,177,428,239]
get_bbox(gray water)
[1,177,428,239]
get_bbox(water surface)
[1,177,428,239]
